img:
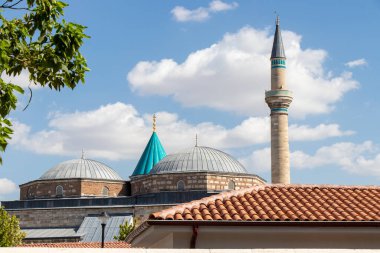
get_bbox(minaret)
[265,16,293,184]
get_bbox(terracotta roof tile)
[20,242,130,248]
[149,185,380,222]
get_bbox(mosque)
[18,119,265,203]
[4,17,378,248]
[2,16,289,245]
[2,107,265,243]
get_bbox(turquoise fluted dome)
[132,132,166,176]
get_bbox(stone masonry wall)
[131,172,265,196]
[206,174,265,191]
[20,179,82,200]
[271,113,290,184]
[7,205,174,229]
[131,173,206,195]
[20,179,126,200]
[8,206,134,228]
[81,180,126,197]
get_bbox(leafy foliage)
[114,219,135,241]
[0,206,26,246]
[0,0,89,164]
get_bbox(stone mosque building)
[4,17,379,248]
[3,115,265,243]
[17,129,265,202]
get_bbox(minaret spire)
[265,16,293,184]
[271,15,286,60]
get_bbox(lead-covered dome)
[39,158,123,181]
[150,146,247,174]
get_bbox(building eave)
[126,219,380,244]
[146,220,380,227]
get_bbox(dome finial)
[81,149,85,159]
[153,114,156,132]
[195,133,198,147]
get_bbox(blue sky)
[1,0,380,201]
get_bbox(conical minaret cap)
[271,16,286,59]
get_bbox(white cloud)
[291,141,379,175]
[289,123,354,141]
[241,141,380,178]
[1,69,40,89]
[128,27,359,118]
[171,6,209,22]
[9,102,351,161]
[0,178,18,195]
[240,147,270,172]
[171,1,238,22]
[345,58,367,68]
[209,0,238,12]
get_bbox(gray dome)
[150,146,247,174]
[39,158,123,181]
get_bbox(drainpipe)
[190,225,199,248]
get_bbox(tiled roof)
[149,185,380,222]
[20,241,130,248]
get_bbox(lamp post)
[98,211,110,248]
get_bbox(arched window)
[228,180,235,190]
[56,185,63,197]
[140,185,145,193]
[102,186,109,196]
[177,180,185,191]
[27,187,33,199]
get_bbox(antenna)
[81,149,85,159]
[195,133,198,147]
[153,114,156,132]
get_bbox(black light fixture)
[98,211,110,248]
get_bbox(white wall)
[2,248,380,253]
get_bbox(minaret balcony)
[265,90,293,109]
[265,90,293,98]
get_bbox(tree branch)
[0,0,29,10]
[22,86,32,111]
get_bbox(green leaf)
[0,207,26,246]
[0,0,89,164]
